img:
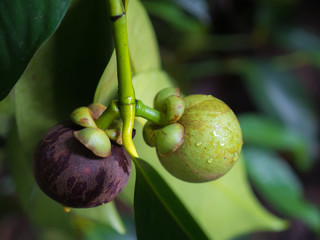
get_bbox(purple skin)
[33,121,131,208]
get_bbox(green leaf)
[14,0,113,164]
[81,217,136,240]
[94,51,118,105]
[127,0,161,73]
[134,158,209,240]
[72,202,125,234]
[128,71,287,239]
[243,146,320,233]
[94,0,161,105]
[238,113,309,170]
[235,60,318,170]
[133,70,174,108]
[0,93,15,136]
[0,0,72,101]
[12,0,123,233]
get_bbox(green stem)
[136,100,167,126]
[109,0,137,158]
[96,99,168,128]
[95,100,120,129]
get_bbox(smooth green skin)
[158,95,243,183]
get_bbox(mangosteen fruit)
[33,121,131,208]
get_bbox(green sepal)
[143,121,161,147]
[105,128,123,145]
[104,119,124,145]
[156,123,185,157]
[71,106,97,128]
[154,87,181,112]
[153,87,185,124]
[87,103,107,120]
[166,95,185,124]
[73,127,111,157]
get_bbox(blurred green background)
[0,0,320,239]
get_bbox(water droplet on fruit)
[196,142,202,147]
[232,153,238,162]
[206,158,213,164]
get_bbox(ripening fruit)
[33,121,131,208]
[157,95,243,183]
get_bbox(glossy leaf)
[14,0,112,163]
[238,113,309,170]
[243,146,320,233]
[94,51,118,105]
[13,0,123,232]
[133,70,174,110]
[127,0,161,73]
[134,158,209,240]
[94,0,161,105]
[0,0,72,100]
[72,202,125,234]
[236,60,318,170]
[80,217,136,240]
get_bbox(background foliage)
[0,0,319,239]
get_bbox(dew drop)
[196,142,202,147]
[206,158,213,164]
[232,153,238,162]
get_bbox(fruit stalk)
[135,100,168,126]
[108,0,138,158]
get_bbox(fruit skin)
[157,95,243,183]
[33,121,131,208]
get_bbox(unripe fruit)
[33,121,131,208]
[158,95,243,183]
